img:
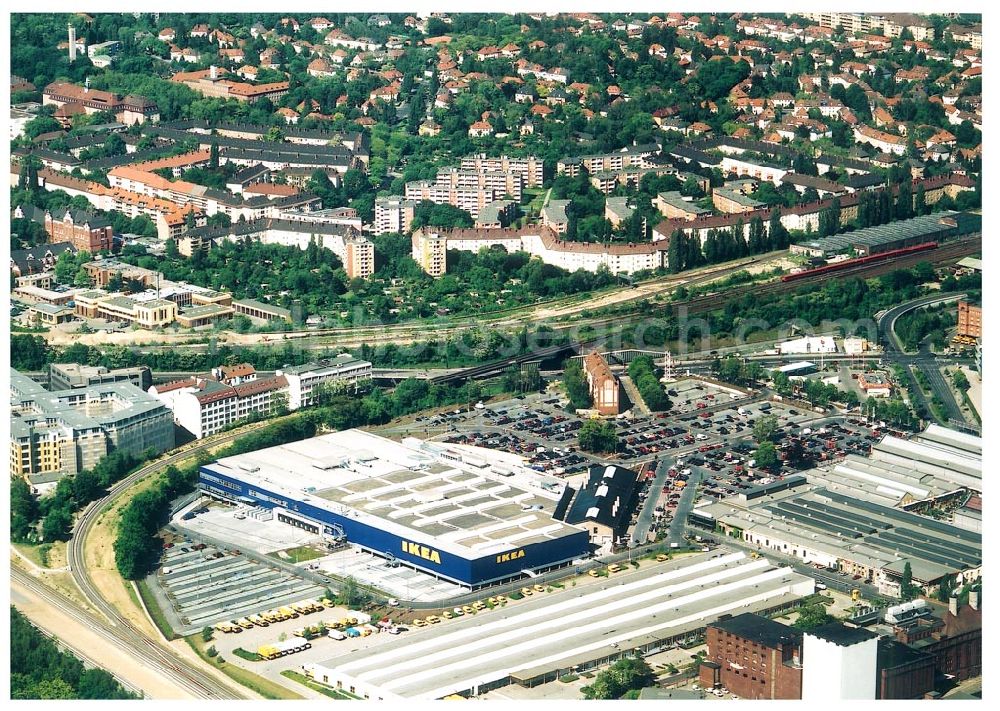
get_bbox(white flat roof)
[204,429,583,558]
[308,551,813,699]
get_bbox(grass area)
[281,670,361,699]
[270,545,326,563]
[135,577,178,641]
[233,647,262,662]
[12,543,51,568]
[186,634,304,700]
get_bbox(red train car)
[781,242,938,282]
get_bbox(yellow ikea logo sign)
[496,549,525,564]
[401,541,441,564]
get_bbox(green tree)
[562,359,592,409]
[71,468,101,506]
[41,505,73,542]
[582,657,654,699]
[753,414,779,443]
[753,441,779,470]
[900,561,917,600]
[11,478,39,541]
[793,602,833,631]
[579,419,617,454]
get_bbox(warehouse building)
[198,429,591,588]
[804,424,982,508]
[304,551,814,699]
[692,474,981,598]
[789,211,980,258]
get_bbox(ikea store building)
[198,429,590,588]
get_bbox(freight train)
[781,242,939,283]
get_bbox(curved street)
[877,292,971,426]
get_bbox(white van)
[328,629,347,640]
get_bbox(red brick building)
[44,208,114,253]
[893,595,982,682]
[701,613,803,699]
[583,351,622,416]
[877,639,935,699]
[957,300,982,339]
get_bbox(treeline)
[11,606,137,699]
[627,356,670,411]
[895,305,952,352]
[667,212,790,273]
[11,326,569,384]
[11,448,145,544]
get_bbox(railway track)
[430,235,980,382]
[60,425,270,700]
[667,235,980,316]
[11,566,226,699]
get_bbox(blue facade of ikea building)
[199,465,591,587]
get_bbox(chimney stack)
[948,596,958,617]
[969,590,979,610]
[68,24,76,62]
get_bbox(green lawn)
[281,670,361,699]
[270,545,326,563]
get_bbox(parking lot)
[208,600,405,686]
[178,498,470,603]
[404,382,894,551]
[180,503,319,555]
[149,528,326,637]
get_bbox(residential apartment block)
[458,154,544,188]
[440,226,669,275]
[541,199,571,233]
[411,229,448,277]
[374,196,417,235]
[404,180,497,219]
[10,369,174,487]
[150,370,289,439]
[434,167,524,202]
[556,144,660,177]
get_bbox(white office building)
[276,355,373,410]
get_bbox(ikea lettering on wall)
[402,541,441,564]
[496,549,525,564]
